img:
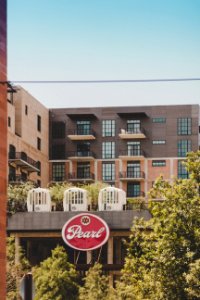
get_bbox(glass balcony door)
[77,121,91,135]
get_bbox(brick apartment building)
[7,86,200,284]
[49,104,200,198]
[8,87,49,187]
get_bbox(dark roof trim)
[66,113,97,119]
[117,112,148,118]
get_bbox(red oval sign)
[62,213,110,251]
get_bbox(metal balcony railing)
[119,171,145,179]
[67,172,95,180]
[9,152,38,169]
[67,151,96,158]
[119,149,145,157]
[68,129,95,136]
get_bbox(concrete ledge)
[7,210,151,232]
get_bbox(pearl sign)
[62,213,110,251]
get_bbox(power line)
[1,78,200,84]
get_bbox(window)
[77,162,90,179]
[102,162,115,181]
[152,160,166,167]
[77,142,90,156]
[127,120,141,133]
[52,163,65,181]
[102,120,115,137]
[178,160,189,179]
[36,161,41,176]
[52,122,65,139]
[8,117,11,127]
[52,144,65,159]
[102,142,115,159]
[127,141,141,156]
[9,144,16,159]
[77,121,91,135]
[37,115,41,132]
[178,140,191,157]
[152,140,166,145]
[37,137,41,150]
[127,162,141,177]
[178,118,192,135]
[152,117,166,123]
[127,182,141,197]
[25,105,28,115]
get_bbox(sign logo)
[62,213,110,251]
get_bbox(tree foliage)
[117,151,200,300]
[48,182,72,210]
[6,237,30,300]
[33,246,79,300]
[79,263,116,300]
[7,181,35,213]
[81,181,108,209]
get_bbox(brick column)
[0,0,7,299]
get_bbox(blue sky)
[8,0,200,108]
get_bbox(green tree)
[48,182,72,210]
[79,263,116,300]
[6,237,30,300]
[7,181,35,213]
[117,151,200,300]
[185,259,200,299]
[33,246,79,300]
[81,181,108,209]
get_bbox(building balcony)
[9,152,39,173]
[118,150,145,160]
[67,130,96,141]
[119,128,146,139]
[119,171,145,181]
[67,151,96,160]
[67,172,95,182]
[8,174,36,185]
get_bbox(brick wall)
[0,0,7,298]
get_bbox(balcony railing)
[9,152,39,172]
[67,172,95,181]
[67,129,96,140]
[119,149,145,158]
[67,151,96,159]
[119,171,145,180]
[119,128,146,139]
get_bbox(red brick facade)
[0,0,7,298]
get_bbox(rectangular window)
[36,161,41,176]
[102,120,115,137]
[37,115,41,132]
[52,163,65,181]
[77,162,90,179]
[152,140,166,145]
[102,162,115,181]
[77,121,91,135]
[152,117,166,123]
[37,137,41,150]
[102,142,115,159]
[152,160,166,167]
[127,120,141,133]
[127,182,141,197]
[127,161,141,177]
[77,142,90,156]
[52,144,65,159]
[178,118,192,135]
[52,122,65,139]
[178,140,191,157]
[127,141,141,156]
[25,105,28,115]
[8,116,11,127]
[178,160,189,179]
